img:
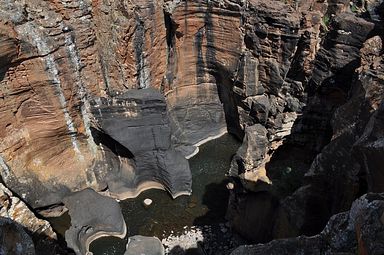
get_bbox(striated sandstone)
[0,0,325,211]
[1,0,383,253]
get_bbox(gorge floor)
[49,134,242,255]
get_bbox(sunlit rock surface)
[0,0,383,253]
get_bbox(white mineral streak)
[139,51,151,89]
[16,22,84,161]
[185,127,228,159]
[65,33,98,155]
[0,155,10,179]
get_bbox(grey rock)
[63,189,126,255]
[91,88,192,198]
[273,34,384,238]
[310,13,375,90]
[167,83,227,158]
[125,235,164,255]
[230,124,268,177]
[231,193,384,255]
[93,88,171,154]
[0,217,35,255]
[246,95,270,124]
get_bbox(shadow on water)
[193,180,230,226]
[87,133,241,255]
[169,245,203,255]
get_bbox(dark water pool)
[50,134,240,255]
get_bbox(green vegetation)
[321,14,330,32]
[350,3,359,13]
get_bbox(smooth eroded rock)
[63,189,126,255]
[125,235,164,255]
[91,88,192,199]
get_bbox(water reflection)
[52,134,241,254]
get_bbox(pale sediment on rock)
[85,223,127,255]
[107,181,191,200]
[110,181,192,201]
[63,189,126,255]
[107,181,165,200]
[185,128,228,159]
[0,183,57,240]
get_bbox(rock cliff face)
[227,0,384,244]
[0,0,323,214]
[231,193,384,255]
[91,88,191,199]
[0,0,196,210]
[0,183,68,254]
[0,0,383,253]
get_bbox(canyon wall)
[0,0,323,212]
[227,0,384,245]
[0,0,383,253]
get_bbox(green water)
[50,134,240,255]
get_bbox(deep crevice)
[90,127,134,159]
[164,11,175,50]
[163,10,179,90]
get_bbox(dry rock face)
[231,193,384,255]
[227,0,384,245]
[0,183,69,254]
[0,217,35,255]
[0,0,384,253]
[0,0,323,212]
[0,0,197,209]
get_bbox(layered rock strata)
[0,0,383,253]
[231,193,384,255]
[0,0,194,212]
[91,88,192,199]
[0,0,324,208]
[228,1,384,244]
